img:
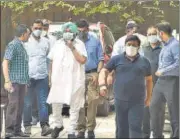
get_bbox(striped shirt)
[4,37,29,84]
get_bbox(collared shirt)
[25,35,50,80]
[4,37,29,84]
[84,32,104,71]
[111,33,149,57]
[144,45,161,85]
[105,52,151,102]
[158,37,179,76]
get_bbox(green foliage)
[0,0,178,24]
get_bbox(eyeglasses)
[147,33,157,36]
[34,27,42,30]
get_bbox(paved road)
[1,111,171,138]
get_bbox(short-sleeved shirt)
[4,37,29,84]
[84,32,104,71]
[25,35,50,80]
[105,53,151,102]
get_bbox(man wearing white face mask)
[99,35,153,138]
[23,19,52,137]
[142,26,165,138]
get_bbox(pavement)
[1,111,171,138]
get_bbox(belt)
[159,76,179,80]
[86,69,97,74]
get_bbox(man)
[76,19,104,139]
[2,24,30,138]
[23,19,52,136]
[47,22,87,139]
[142,26,165,138]
[30,19,57,125]
[111,19,149,57]
[99,35,153,138]
[150,22,179,138]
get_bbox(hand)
[4,81,13,93]
[66,40,74,49]
[107,75,113,86]
[145,97,151,106]
[91,73,98,86]
[99,88,107,97]
[155,71,162,77]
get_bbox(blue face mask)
[147,35,159,44]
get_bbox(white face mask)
[147,35,159,44]
[33,30,42,37]
[41,31,48,37]
[125,46,138,57]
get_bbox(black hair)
[33,19,43,25]
[155,22,172,36]
[76,19,89,28]
[15,24,28,37]
[125,35,141,46]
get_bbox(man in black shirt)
[142,26,165,138]
[98,35,153,138]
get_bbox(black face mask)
[78,31,88,42]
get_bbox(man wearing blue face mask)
[23,19,52,137]
[142,26,165,138]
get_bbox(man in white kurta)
[47,32,87,138]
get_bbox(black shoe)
[14,131,30,137]
[5,132,14,138]
[41,125,52,136]
[68,134,76,139]
[24,126,32,135]
[77,132,85,138]
[51,126,64,138]
[88,131,95,139]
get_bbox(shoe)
[5,132,14,138]
[24,126,32,135]
[77,132,85,138]
[51,126,64,138]
[88,131,95,139]
[14,131,30,137]
[68,134,76,138]
[41,125,52,136]
[31,117,39,125]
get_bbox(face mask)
[147,35,159,43]
[41,31,48,37]
[125,46,138,57]
[63,32,75,42]
[33,30,42,37]
[78,31,88,42]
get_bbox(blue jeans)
[23,77,49,127]
[115,99,144,138]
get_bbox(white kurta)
[47,39,87,109]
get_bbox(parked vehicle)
[48,22,115,116]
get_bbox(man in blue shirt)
[76,19,104,139]
[150,22,179,138]
[98,35,153,138]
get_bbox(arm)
[145,75,153,106]
[71,48,87,64]
[159,44,179,75]
[97,39,104,72]
[97,61,104,73]
[2,59,10,83]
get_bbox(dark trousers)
[150,76,179,138]
[5,84,26,133]
[32,93,39,120]
[0,105,7,133]
[115,99,144,138]
[23,77,49,127]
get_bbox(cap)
[126,20,138,29]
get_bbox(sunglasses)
[147,33,157,36]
